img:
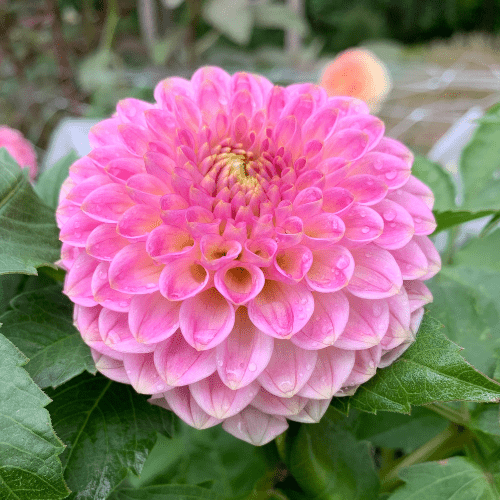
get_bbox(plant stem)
[100,0,120,51]
[426,402,470,426]
[443,226,460,265]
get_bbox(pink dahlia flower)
[0,126,38,181]
[57,67,440,445]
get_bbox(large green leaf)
[0,149,61,275]
[388,457,499,500]
[453,229,500,272]
[0,332,69,500]
[36,152,79,209]
[461,101,500,211]
[46,372,174,500]
[433,210,496,234]
[426,273,500,376]
[109,484,220,500]
[331,315,500,415]
[0,285,95,389]
[411,155,456,212]
[286,407,379,500]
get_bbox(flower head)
[57,67,439,445]
[319,48,392,111]
[0,126,37,181]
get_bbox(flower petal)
[81,183,134,223]
[86,223,129,261]
[91,350,130,384]
[404,280,433,312]
[60,211,101,247]
[159,258,209,301]
[287,398,331,423]
[338,174,388,206]
[341,345,382,387]
[341,204,384,242]
[64,252,98,307]
[251,389,307,416]
[372,199,415,250]
[122,352,172,394]
[146,225,195,264]
[117,205,162,239]
[91,261,132,312]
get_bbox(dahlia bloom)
[0,126,38,181]
[57,67,440,445]
[319,48,392,111]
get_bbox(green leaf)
[36,151,79,209]
[353,406,448,454]
[286,407,379,500]
[426,273,500,376]
[0,149,61,275]
[0,285,96,389]
[453,229,500,272]
[0,332,70,500]
[388,457,499,499]
[461,101,500,211]
[203,0,254,45]
[253,4,309,36]
[411,155,456,212]
[46,372,174,500]
[469,405,500,437]
[331,314,500,414]
[109,484,220,500]
[433,210,496,234]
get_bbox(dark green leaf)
[411,155,456,212]
[36,151,79,209]
[461,102,500,211]
[0,332,69,500]
[426,273,500,376]
[0,149,61,275]
[453,229,500,272]
[46,372,174,500]
[388,457,499,499]
[0,285,95,388]
[286,407,379,500]
[433,210,496,233]
[470,405,500,437]
[109,484,220,500]
[331,315,500,414]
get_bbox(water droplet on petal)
[146,283,156,289]
[217,359,223,367]
[361,226,370,234]
[74,221,81,228]
[414,217,422,224]
[74,232,82,239]
[385,170,397,180]
[383,210,396,221]
[119,301,128,308]
[248,362,257,372]
[336,256,349,269]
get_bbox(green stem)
[443,226,460,265]
[426,402,470,426]
[100,0,120,51]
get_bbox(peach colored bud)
[319,48,392,111]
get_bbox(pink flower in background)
[57,67,440,445]
[0,126,38,181]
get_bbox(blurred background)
[2,0,500,170]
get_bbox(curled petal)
[154,332,217,386]
[128,291,180,344]
[118,123,151,156]
[89,118,121,148]
[336,114,385,150]
[288,398,331,423]
[405,280,433,312]
[403,175,435,210]
[179,288,235,350]
[372,199,414,250]
[146,225,195,263]
[251,389,307,416]
[200,234,242,270]
[190,373,259,419]
[306,246,354,293]
[248,281,314,339]
[341,204,384,242]
[348,245,403,299]
[322,187,354,215]
[105,158,144,184]
[91,350,130,384]
[298,347,355,399]
[269,246,313,284]
[215,262,265,305]
[109,242,162,294]
[159,258,208,301]
[91,261,132,312]
[216,307,274,389]
[324,128,370,161]
[164,386,222,429]
[242,238,277,267]
[335,295,389,349]
[126,173,168,207]
[258,340,317,398]
[222,407,288,446]
[64,252,98,307]
[66,174,111,205]
[302,213,345,249]
[122,353,172,394]
[291,291,349,349]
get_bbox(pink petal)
[336,114,385,150]
[342,345,382,387]
[81,183,134,223]
[98,308,155,353]
[258,340,317,397]
[89,118,122,148]
[414,235,441,280]
[387,188,436,235]
[268,246,313,284]
[69,156,102,182]
[117,205,162,239]
[323,128,370,161]
[109,242,162,294]
[105,158,145,184]
[60,211,101,247]
[302,213,345,249]
[122,352,172,394]
[248,281,314,339]
[404,280,433,312]
[338,175,388,206]
[216,307,274,389]
[381,288,411,350]
[146,225,195,264]
[65,174,111,205]
[126,173,168,207]
[305,246,355,293]
[116,98,153,127]
[190,373,259,419]
[118,123,151,156]
[154,332,217,386]
[341,204,384,242]
[347,245,403,299]
[214,262,265,305]
[158,258,209,301]
[298,347,355,399]
[222,407,288,446]
[335,295,389,349]
[242,238,278,267]
[179,288,235,350]
[322,187,354,215]
[403,175,435,210]
[64,252,98,307]
[372,199,415,250]
[91,261,132,312]
[91,350,130,384]
[128,291,180,344]
[291,291,349,349]
[288,398,331,423]
[302,107,339,143]
[199,234,242,270]
[86,223,129,261]
[390,240,429,280]
[164,386,222,429]
[88,145,134,170]
[251,388,307,416]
